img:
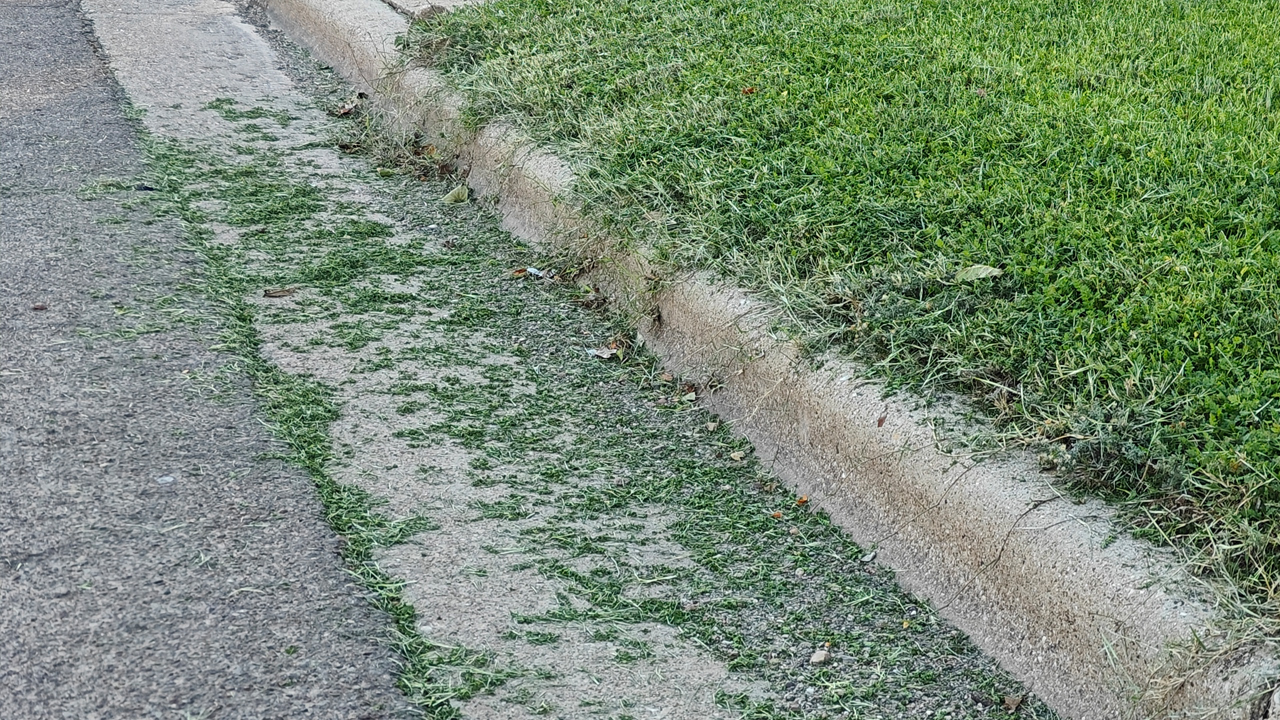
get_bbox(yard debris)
[263,287,297,298]
[1003,695,1024,711]
[954,264,1003,282]
[572,285,607,309]
[31,304,48,311]
[592,344,621,360]
[860,551,877,563]
[796,496,809,506]
[440,184,469,204]
[809,649,831,665]
[332,92,366,117]
[512,267,551,279]
[730,451,746,462]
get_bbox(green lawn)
[413,0,1280,605]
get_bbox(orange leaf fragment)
[796,496,809,506]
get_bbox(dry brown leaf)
[730,451,745,461]
[263,287,297,298]
[705,421,719,432]
[1003,695,1023,712]
[796,496,809,506]
[770,511,783,519]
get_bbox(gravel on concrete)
[0,2,410,717]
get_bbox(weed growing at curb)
[414,0,1280,609]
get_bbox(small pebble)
[156,475,175,485]
[809,649,831,665]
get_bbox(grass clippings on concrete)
[121,86,1057,718]
[412,0,1280,608]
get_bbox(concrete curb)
[262,0,1279,717]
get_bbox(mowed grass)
[413,0,1280,605]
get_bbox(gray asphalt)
[0,1,410,717]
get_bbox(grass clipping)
[414,0,1280,609]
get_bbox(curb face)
[263,0,1279,716]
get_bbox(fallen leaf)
[902,620,910,628]
[705,421,719,431]
[377,168,394,177]
[31,304,47,311]
[955,264,1003,282]
[730,451,745,462]
[770,511,783,519]
[659,372,673,382]
[742,86,757,95]
[573,286,607,309]
[263,288,297,298]
[877,412,887,427]
[763,482,777,493]
[974,87,988,97]
[681,392,697,402]
[511,268,528,278]
[788,527,799,535]
[860,551,876,563]
[1003,695,1023,712]
[440,184,469,204]
[796,496,809,506]
[592,345,620,360]
[333,94,364,116]
[970,692,995,708]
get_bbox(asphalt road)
[0,1,409,717]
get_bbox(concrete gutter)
[261,0,1279,716]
